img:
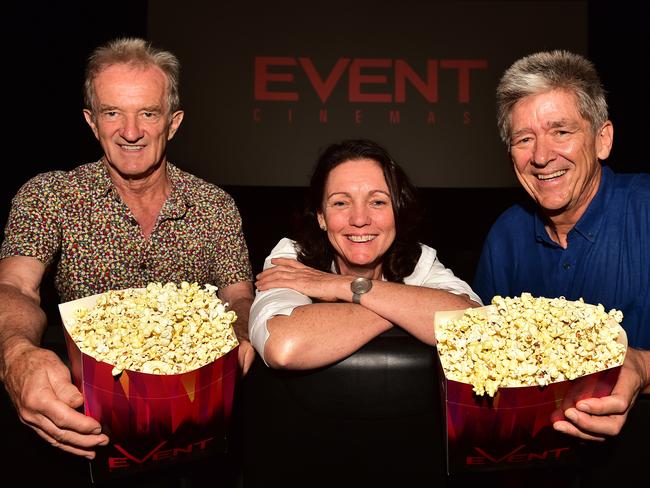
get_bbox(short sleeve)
[406,244,483,305]
[248,238,312,364]
[0,172,63,266]
[211,192,253,288]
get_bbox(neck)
[336,258,382,280]
[543,167,602,249]
[104,159,171,238]
[106,160,170,202]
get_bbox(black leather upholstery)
[240,327,446,487]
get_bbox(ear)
[595,120,613,161]
[167,110,184,140]
[317,212,326,231]
[82,109,100,140]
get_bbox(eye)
[370,199,389,207]
[512,136,532,146]
[141,111,160,120]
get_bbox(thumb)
[53,381,85,409]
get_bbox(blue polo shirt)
[473,165,650,348]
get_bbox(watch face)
[351,277,372,294]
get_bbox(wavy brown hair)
[295,139,423,283]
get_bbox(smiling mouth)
[347,235,376,243]
[120,145,145,151]
[537,170,567,180]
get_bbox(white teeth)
[538,170,567,180]
[121,145,144,151]
[348,235,376,242]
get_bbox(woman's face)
[317,158,396,279]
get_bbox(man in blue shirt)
[473,50,649,441]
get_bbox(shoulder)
[484,202,536,242]
[405,243,442,283]
[14,162,99,202]
[610,170,650,199]
[170,164,238,208]
[415,242,437,267]
[264,238,299,266]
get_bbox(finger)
[32,423,108,459]
[53,380,85,409]
[553,419,605,442]
[270,258,303,268]
[256,272,298,291]
[563,407,625,437]
[22,389,103,437]
[575,394,628,416]
[256,265,292,281]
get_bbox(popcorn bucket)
[59,291,239,482]
[434,304,627,473]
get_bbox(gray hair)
[84,37,180,115]
[496,50,608,148]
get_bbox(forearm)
[229,296,253,343]
[357,281,479,344]
[265,302,392,369]
[219,281,254,343]
[0,284,47,381]
[631,348,650,394]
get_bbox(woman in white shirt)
[249,139,481,369]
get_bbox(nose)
[532,136,555,166]
[120,114,144,142]
[349,203,370,227]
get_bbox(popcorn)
[436,293,626,397]
[68,282,239,375]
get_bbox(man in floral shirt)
[0,38,254,460]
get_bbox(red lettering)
[108,457,129,470]
[319,108,328,123]
[527,451,549,461]
[299,58,350,103]
[173,445,194,455]
[395,60,438,103]
[253,108,261,122]
[473,445,526,463]
[354,109,363,124]
[193,438,215,450]
[254,57,298,101]
[427,111,436,124]
[507,454,529,463]
[153,449,173,461]
[287,108,293,123]
[440,59,488,102]
[549,447,571,459]
[113,441,167,464]
[466,456,486,465]
[349,59,392,103]
[463,110,471,124]
[389,110,400,124]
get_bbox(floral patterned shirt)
[0,161,252,302]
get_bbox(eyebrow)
[97,104,163,112]
[511,119,580,139]
[544,119,580,130]
[326,190,391,199]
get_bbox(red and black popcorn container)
[59,291,239,482]
[434,306,626,474]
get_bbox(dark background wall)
[3,0,647,286]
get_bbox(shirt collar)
[91,159,194,219]
[534,165,611,245]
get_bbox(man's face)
[83,64,183,179]
[508,89,612,218]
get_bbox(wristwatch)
[351,277,373,304]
